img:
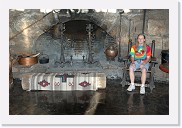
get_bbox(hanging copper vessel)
[104,45,118,59]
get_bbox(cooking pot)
[39,54,49,64]
[104,45,118,59]
[18,53,39,66]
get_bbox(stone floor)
[9,79,169,115]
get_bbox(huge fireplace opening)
[33,19,120,74]
[10,14,123,84]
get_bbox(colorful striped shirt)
[129,45,151,61]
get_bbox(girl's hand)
[132,63,136,68]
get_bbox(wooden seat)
[121,40,158,92]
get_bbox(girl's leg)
[129,67,135,83]
[141,68,147,84]
[127,65,136,91]
[140,68,147,94]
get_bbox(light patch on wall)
[107,9,116,13]
[123,9,131,13]
[81,9,89,13]
[14,9,25,11]
[95,9,116,13]
[40,9,53,13]
[22,22,30,49]
[95,9,106,12]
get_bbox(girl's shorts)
[130,60,150,71]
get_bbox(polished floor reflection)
[9,79,169,115]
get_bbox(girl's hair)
[135,34,146,52]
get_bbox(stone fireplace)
[9,9,169,90]
[10,9,125,81]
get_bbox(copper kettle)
[104,45,118,59]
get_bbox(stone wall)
[9,9,169,82]
[9,9,57,54]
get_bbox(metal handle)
[39,54,49,58]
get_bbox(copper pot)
[105,45,118,59]
[18,54,38,66]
